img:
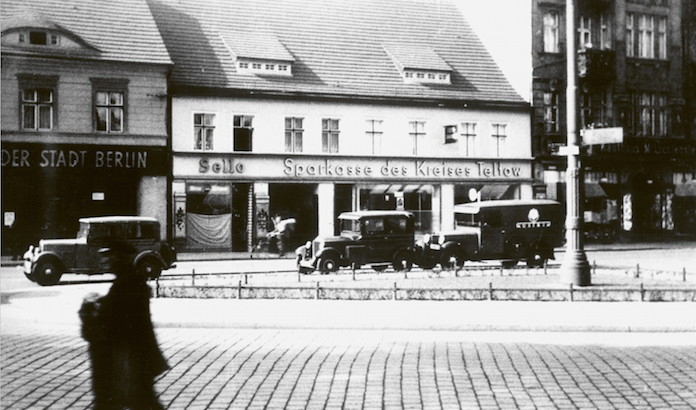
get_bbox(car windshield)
[340,219,361,234]
[77,222,90,239]
[455,212,480,228]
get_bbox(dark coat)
[80,273,168,409]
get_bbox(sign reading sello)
[177,155,532,182]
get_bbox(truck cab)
[416,199,564,269]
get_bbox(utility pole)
[560,0,591,286]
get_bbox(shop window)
[194,113,215,150]
[366,119,383,154]
[285,117,303,153]
[491,123,507,157]
[322,118,340,153]
[234,115,253,151]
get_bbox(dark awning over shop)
[584,182,607,198]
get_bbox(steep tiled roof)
[1,0,171,65]
[147,0,524,105]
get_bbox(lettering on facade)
[1,149,148,169]
[279,158,522,179]
[199,158,245,174]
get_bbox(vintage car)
[23,216,176,286]
[295,210,416,274]
[415,199,564,269]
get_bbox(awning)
[584,182,607,198]
[676,184,696,197]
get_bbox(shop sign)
[1,143,166,174]
[182,155,530,181]
[589,138,696,157]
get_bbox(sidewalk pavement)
[3,282,696,334]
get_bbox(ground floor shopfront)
[537,138,696,240]
[1,142,168,257]
[172,153,534,254]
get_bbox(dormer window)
[383,44,452,85]
[220,31,295,77]
[236,59,292,76]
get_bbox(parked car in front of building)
[295,210,416,274]
[23,216,176,286]
[415,199,564,269]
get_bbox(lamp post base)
[560,249,592,286]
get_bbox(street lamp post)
[560,0,592,286]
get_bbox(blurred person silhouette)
[267,214,296,256]
[79,240,168,410]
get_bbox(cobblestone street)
[2,324,695,410]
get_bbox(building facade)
[1,0,172,257]
[148,0,533,255]
[532,0,696,239]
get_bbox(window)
[544,92,559,133]
[95,92,124,132]
[233,115,253,151]
[627,13,667,59]
[626,14,635,57]
[91,78,128,133]
[252,63,262,70]
[366,119,384,154]
[460,122,477,156]
[322,118,340,153]
[18,74,58,131]
[543,12,560,53]
[265,64,274,70]
[409,121,425,155]
[22,88,53,130]
[657,17,667,59]
[579,16,592,50]
[636,92,667,137]
[239,62,249,69]
[638,15,654,58]
[194,113,215,150]
[600,14,611,50]
[285,117,303,153]
[491,124,507,157]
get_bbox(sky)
[452,0,532,101]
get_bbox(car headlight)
[423,234,431,244]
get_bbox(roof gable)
[1,0,171,66]
[147,0,523,104]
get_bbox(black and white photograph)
[2,0,696,408]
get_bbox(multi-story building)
[148,0,533,255]
[532,0,696,238]
[1,0,172,257]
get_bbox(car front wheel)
[440,248,464,270]
[392,250,413,272]
[136,258,162,279]
[526,249,549,268]
[34,260,63,286]
[319,255,340,274]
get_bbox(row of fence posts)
[172,261,690,295]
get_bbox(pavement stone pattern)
[2,325,696,410]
